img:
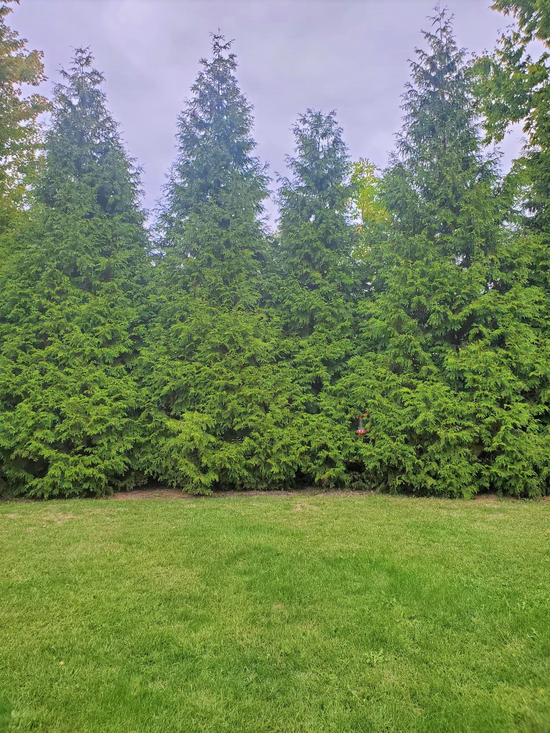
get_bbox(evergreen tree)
[0,49,149,497]
[139,35,302,493]
[0,0,49,232]
[160,33,269,307]
[277,110,355,337]
[275,109,358,487]
[341,7,550,497]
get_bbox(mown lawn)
[0,492,549,733]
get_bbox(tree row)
[1,1,550,497]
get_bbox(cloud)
[14,0,522,223]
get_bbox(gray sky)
[14,0,523,222]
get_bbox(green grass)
[0,493,549,733]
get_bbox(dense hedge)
[1,7,550,498]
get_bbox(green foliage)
[2,8,550,498]
[492,0,550,40]
[0,49,149,497]
[473,0,550,494]
[341,7,550,497]
[348,158,391,267]
[0,0,49,233]
[160,34,269,308]
[138,36,302,494]
[474,0,550,235]
[349,158,389,229]
[274,110,360,486]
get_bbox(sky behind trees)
[15,0,524,221]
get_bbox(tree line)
[1,0,549,498]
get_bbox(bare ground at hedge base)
[106,486,550,502]
[108,487,363,501]
[3,486,548,503]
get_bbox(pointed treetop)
[384,4,498,244]
[163,31,267,229]
[39,47,142,217]
[210,30,234,59]
[280,109,350,209]
[278,109,354,288]
[50,47,118,152]
[398,5,471,162]
[158,33,268,307]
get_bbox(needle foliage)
[0,49,149,497]
[1,6,550,497]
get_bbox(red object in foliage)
[356,416,367,435]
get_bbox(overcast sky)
[14,0,523,222]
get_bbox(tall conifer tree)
[342,7,550,497]
[0,49,149,497]
[275,110,358,486]
[139,35,302,493]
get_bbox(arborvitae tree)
[139,35,302,493]
[277,110,355,339]
[341,7,550,497]
[0,0,49,233]
[0,49,149,497]
[159,34,270,307]
[275,109,358,487]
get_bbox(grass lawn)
[0,492,549,733]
